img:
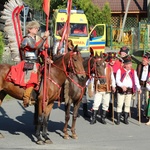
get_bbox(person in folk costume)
[136,54,150,118]
[105,52,117,118]
[7,21,50,107]
[145,73,150,125]
[90,56,116,125]
[106,46,129,118]
[116,55,141,125]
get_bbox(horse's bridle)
[52,51,85,77]
[87,57,106,79]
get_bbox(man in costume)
[90,60,116,125]
[136,54,150,117]
[7,21,50,107]
[116,55,141,125]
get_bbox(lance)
[58,0,72,53]
[42,0,50,112]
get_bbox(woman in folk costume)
[7,21,50,107]
[146,73,150,125]
[116,55,141,125]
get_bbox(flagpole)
[42,0,50,112]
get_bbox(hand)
[44,30,50,38]
[122,86,127,92]
[138,89,142,94]
[112,87,116,93]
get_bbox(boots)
[90,110,97,124]
[101,110,107,124]
[116,113,121,125]
[23,87,34,107]
[83,103,90,118]
[107,103,112,118]
[124,112,129,124]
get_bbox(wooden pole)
[118,0,131,42]
[138,92,141,124]
[112,93,114,125]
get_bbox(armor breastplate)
[21,35,38,60]
[25,51,37,60]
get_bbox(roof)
[91,0,147,13]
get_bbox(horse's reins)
[47,52,86,105]
[87,57,106,79]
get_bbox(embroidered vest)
[120,68,136,93]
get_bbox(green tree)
[24,0,42,11]
[0,32,4,62]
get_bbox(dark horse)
[0,46,86,143]
[62,52,107,139]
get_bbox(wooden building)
[91,0,147,28]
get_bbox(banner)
[43,0,50,17]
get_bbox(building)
[92,0,147,28]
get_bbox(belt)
[117,86,133,95]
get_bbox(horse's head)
[64,45,86,80]
[93,52,107,84]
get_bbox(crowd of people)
[82,46,150,126]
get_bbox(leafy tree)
[0,32,4,62]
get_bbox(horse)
[0,46,86,141]
[62,51,107,140]
[33,45,86,144]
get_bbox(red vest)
[120,68,136,93]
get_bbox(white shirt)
[141,65,148,81]
[116,68,141,90]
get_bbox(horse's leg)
[0,91,7,106]
[63,103,71,139]
[71,101,81,139]
[34,103,44,145]
[42,103,54,144]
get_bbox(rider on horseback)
[20,21,50,107]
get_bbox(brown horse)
[33,46,86,144]
[0,46,86,142]
[62,52,107,140]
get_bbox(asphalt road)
[0,98,150,150]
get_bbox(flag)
[43,0,50,17]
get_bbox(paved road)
[0,98,150,150]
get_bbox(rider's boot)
[23,86,34,107]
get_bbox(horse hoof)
[45,139,53,144]
[36,140,45,145]
[64,134,70,140]
[72,134,78,139]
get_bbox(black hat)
[143,52,150,60]
[119,46,129,54]
[122,55,132,64]
[106,52,117,62]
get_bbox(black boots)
[107,103,112,118]
[124,112,129,124]
[83,103,91,118]
[116,112,129,125]
[116,113,121,125]
[90,110,97,124]
[101,110,107,124]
